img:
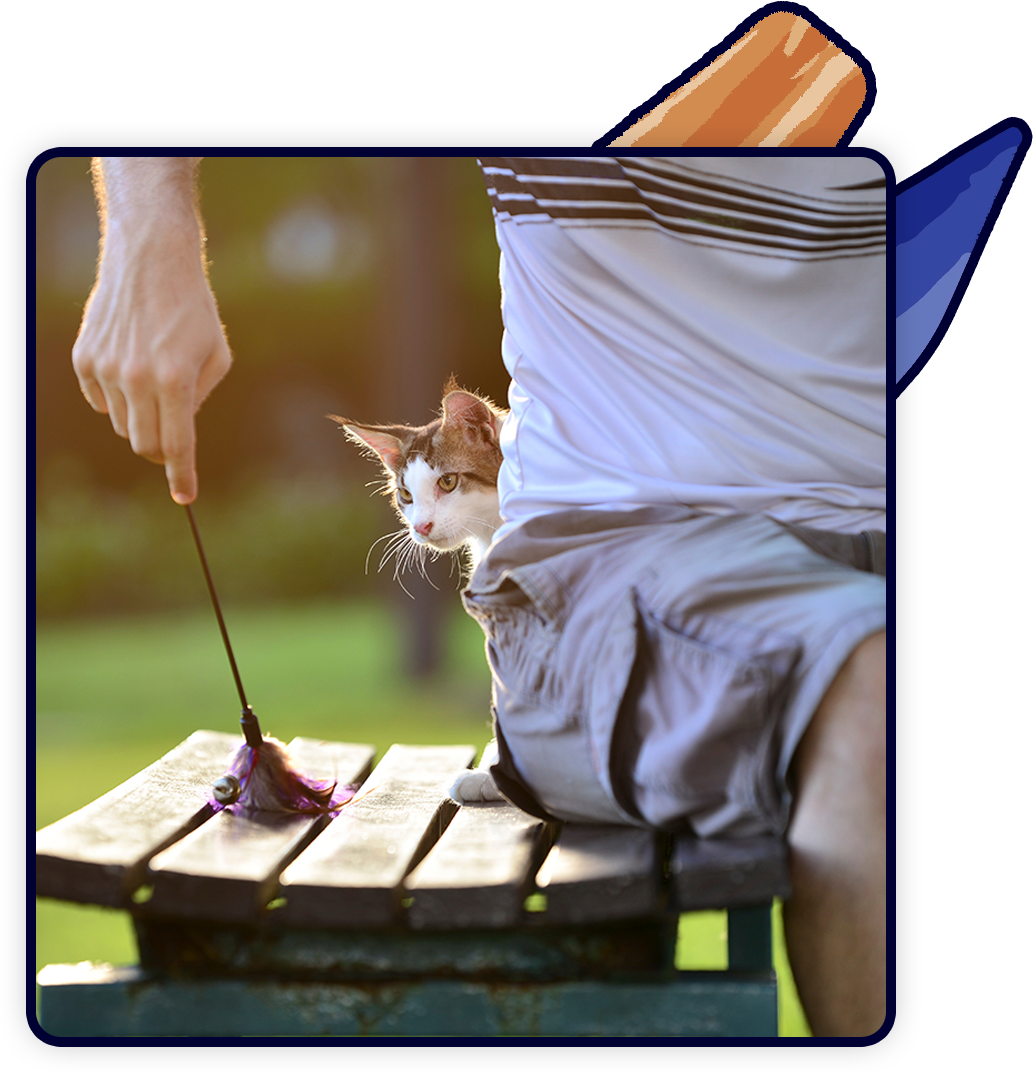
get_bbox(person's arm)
[71,157,232,504]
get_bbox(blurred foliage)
[35,461,396,622]
[34,153,510,621]
[35,458,389,619]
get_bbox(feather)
[214,734,357,815]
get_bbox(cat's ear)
[327,415,406,472]
[442,390,504,440]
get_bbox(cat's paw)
[448,768,507,803]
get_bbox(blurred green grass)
[34,599,808,1036]
[35,598,495,829]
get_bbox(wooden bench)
[35,731,790,1038]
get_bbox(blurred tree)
[370,157,463,677]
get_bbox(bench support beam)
[38,962,778,1038]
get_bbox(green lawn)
[34,599,809,1036]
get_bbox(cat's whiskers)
[364,478,394,498]
[376,530,413,573]
[370,528,445,597]
[365,530,406,575]
[329,383,505,592]
[374,531,420,598]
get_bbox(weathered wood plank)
[535,824,666,924]
[144,738,375,924]
[669,835,791,911]
[276,744,476,929]
[35,731,238,906]
[404,802,554,929]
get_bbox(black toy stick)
[182,502,344,813]
[183,503,263,748]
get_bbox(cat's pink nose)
[415,520,434,537]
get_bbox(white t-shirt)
[479,155,888,538]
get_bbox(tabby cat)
[327,380,506,576]
[328,380,507,801]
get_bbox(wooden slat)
[143,738,375,924]
[276,744,476,929]
[404,802,554,929]
[536,824,665,924]
[669,835,790,911]
[35,730,238,906]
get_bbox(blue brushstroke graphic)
[895,119,1030,396]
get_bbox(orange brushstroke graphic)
[607,11,867,148]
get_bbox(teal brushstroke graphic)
[895,119,1029,396]
[600,10,656,112]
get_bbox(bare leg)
[783,630,886,1037]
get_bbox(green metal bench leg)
[727,903,773,971]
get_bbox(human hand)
[72,158,232,504]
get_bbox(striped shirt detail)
[479,156,885,261]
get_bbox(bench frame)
[35,732,789,1039]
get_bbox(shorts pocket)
[466,576,639,736]
[465,578,573,731]
[464,575,643,824]
[617,595,802,836]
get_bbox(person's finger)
[126,395,164,464]
[103,384,130,440]
[71,340,111,414]
[159,388,198,505]
[163,337,230,503]
[76,370,110,414]
[165,444,198,505]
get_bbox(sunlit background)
[33,154,807,1034]
[34,154,515,979]
[36,156,509,624]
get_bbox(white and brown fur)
[328,379,506,579]
[328,380,507,803]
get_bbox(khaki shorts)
[462,506,886,838]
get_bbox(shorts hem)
[776,607,887,816]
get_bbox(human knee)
[789,630,886,836]
[816,630,884,756]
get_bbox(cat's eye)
[437,474,458,493]
[397,486,413,504]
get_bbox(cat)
[328,380,507,804]
[327,379,506,575]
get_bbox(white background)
[12,0,1033,1067]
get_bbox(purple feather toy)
[184,504,355,815]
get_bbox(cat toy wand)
[183,503,343,814]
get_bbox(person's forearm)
[93,157,207,281]
[73,156,231,505]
